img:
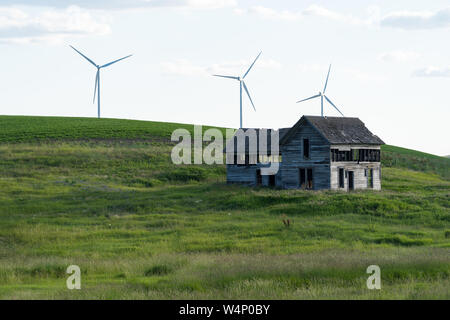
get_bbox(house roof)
[280,115,385,145]
[224,115,384,154]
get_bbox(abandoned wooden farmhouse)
[225,115,385,191]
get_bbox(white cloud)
[380,7,450,30]
[0,1,237,10]
[160,59,208,76]
[297,63,385,82]
[302,4,364,25]
[234,5,369,25]
[378,50,420,63]
[236,6,300,21]
[161,58,281,77]
[413,66,450,77]
[184,0,237,10]
[0,6,111,44]
[235,5,450,31]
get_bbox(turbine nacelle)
[296,64,345,117]
[213,51,262,128]
[70,45,132,118]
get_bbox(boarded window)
[303,139,310,159]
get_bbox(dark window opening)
[256,169,262,186]
[303,139,310,159]
[368,168,373,188]
[332,148,380,162]
[339,168,344,188]
[348,171,354,190]
[307,168,313,189]
[299,168,306,189]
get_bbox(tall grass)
[0,116,448,299]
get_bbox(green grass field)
[0,115,448,299]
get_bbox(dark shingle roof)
[304,116,384,145]
[225,116,384,154]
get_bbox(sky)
[0,0,449,156]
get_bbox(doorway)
[268,174,276,187]
[299,168,313,190]
[256,169,262,186]
[348,171,354,190]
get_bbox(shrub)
[144,264,172,276]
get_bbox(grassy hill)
[0,115,448,299]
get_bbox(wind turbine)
[70,45,132,119]
[296,64,344,117]
[213,51,262,128]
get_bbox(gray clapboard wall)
[329,145,381,190]
[279,121,330,190]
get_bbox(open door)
[348,171,354,190]
[299,168,313,190]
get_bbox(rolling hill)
[0,115,448,299]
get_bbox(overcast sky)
[0,0,449,155]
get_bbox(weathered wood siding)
[330,163,381,190]
[226,164,281,187]
[279,121,330,190]
[330,145,382,191]
[226,125,383,191]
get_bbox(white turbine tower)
[296,64,344,117]
[70,45,132,119]
[213,51,262,128]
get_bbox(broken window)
[331,148,380,162]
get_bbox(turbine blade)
[69,45,97,67]
[100,54,133,68]
[242,51,262,79]
[323,64,331,93]
[324,95,344,116]
[242,81,256,111]
[93,70,99,104]
[296,94,321,103]
[212,74,239,80]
